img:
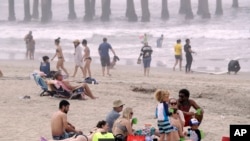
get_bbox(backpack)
[84,77,98,84]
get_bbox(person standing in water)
[51,37,69,77]
[72,39,84,77]
[184,39,196,73]
[24,31,33,59]
[173,39,182,71]
[82,39,92,78]
[156,34,164,48]
[139,42,153,77]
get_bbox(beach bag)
[84,77,98,84]
[127,135,145,141]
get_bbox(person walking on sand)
[138,42,153,77]
[51,37,69,77]
[98,38,116,76]
[72,39,84,77]
[173,39,182,71]
[51,100,83,140]
[82,39,92,78]
[184,39,196,73]
[24,31,33,59]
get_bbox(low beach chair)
[33,73,56,96]
[50,84,84,100]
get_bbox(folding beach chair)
[51,84,84,99]
[33,73,56,96]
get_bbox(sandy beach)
[0,60,250,141]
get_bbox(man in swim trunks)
[98,38,116,76]
[177,89,204,127]
[72,39,84,77]
[173,39,182,71]
[139,42,153,77]
[24,31,33,59]
[82,39,92,78]
[54,72,97,99]
[51,37,69,77]
[51,100,83,140]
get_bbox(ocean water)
[0,0,249,72]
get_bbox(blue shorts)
[157,120,173,134]
[52,132,69,140]
[143,57,151,68]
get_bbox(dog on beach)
[110,56,120,69]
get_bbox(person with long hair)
[51,37,69,77]
[112,107,134,137]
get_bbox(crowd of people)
[40,87,204,141]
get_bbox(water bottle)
[145,135,152,141]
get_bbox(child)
[186,118,204,141]
[40,56,53,78]
[154,89,173,141]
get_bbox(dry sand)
[0,60,250,141]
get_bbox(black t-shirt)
[184,44,192,56]
[141,45,153,58]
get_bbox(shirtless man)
[24,31,33,59]
[51,38,69,76]
[82,39,92,78]
[72,39,84,77]
[51,100,83,140]
[54,72,97,99]
[177,89,204,127]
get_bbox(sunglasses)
[170,102,177,105]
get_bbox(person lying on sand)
[51,100,84,140]
[177,89,204,127]
[53,71,97,99]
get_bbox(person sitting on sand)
[177,89,204,127]
[40,56,52,78]
[106,100,125,133]
[51,37,69,77]
[167,108,185,141]
[112,107,134,138]
[51,100,83,140]
[92,120,114,141]
[40,135,87,141]
[53,72,97,100]
[169,98,185,128]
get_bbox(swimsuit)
[52,132,69,140]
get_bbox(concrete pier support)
[161,0,169,20]
[126,0,138,22]
[8,0,16,21]
[141,0,150,22]
[185,0,194,19]
[101,0,111,21]
[68,0,77,20]
[24,0,31,21]
[32,0,39,19]
[215,0,223,15]
[232,0,239,8]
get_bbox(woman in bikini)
[82,39,92,78]
[51,37,69,77]
[112,107,134,138]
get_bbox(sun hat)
[113,100,124,107]
[73,39,80,44]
